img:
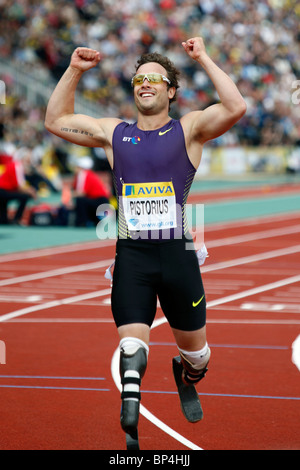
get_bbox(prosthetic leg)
[119,338,148,450]
[173,344,211,423]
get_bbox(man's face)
[133,62,174,115]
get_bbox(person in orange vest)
[0,148,37,225]
[73,156,110,227]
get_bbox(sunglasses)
[131,73,171,87]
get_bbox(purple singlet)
[112,119,196,241]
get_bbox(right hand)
[70,47,101,72]
[182,37,208,64]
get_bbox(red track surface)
[0,197,299,450]
[188,181,300,203]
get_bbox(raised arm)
[45,48,121,167]
[181,38,247,167]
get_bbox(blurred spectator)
[0,147,37,225]
[286,142,300,173]
[72,156,110,227]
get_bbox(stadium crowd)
[0,0,299,181]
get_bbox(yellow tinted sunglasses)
[131,73,171,87]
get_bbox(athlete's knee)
[119,337,149,433]
[178,342,211,385]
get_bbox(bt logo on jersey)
[122,136,141,144]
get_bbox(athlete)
[45,37,246,449]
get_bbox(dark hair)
[135,52,180,107]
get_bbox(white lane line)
[0,288,112,323]
[206,274,300,308]
[6,318,115,323]
[110,272,300,450]
[292,335,300,371]
[203,211,300,233]
[1,217,299,448]
[110,343,203,451]
[202,244,300,273]
[2,271,300,325]
[0,239,115,263]
[2,243,300,288]
[205,224,300,248]
[0,259,113,287]
[0,211,298,264]
[10,269,298,448]
[1,266,298,448]
[0,295,43,303]
[207,319,300,325]
[4,318,300,325]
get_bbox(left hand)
[182,37,207,62]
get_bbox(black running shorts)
[111,237,206,331]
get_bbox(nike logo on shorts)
[159,127,173,136]
[192,295,204,307]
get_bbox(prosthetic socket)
[179,345,211,385]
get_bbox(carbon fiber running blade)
[172,356,203,423]
[126,430,139,450]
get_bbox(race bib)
[122,181,177,231]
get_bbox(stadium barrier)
[196,145,299,177]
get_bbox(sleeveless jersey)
[112,119,196,241]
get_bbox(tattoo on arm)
[61,127,94,137]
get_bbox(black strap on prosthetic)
[121,376,142,400]
[183,365,208,385]
[180,353,209,385]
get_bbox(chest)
[118,130,186,182]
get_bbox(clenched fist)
[182,37,208,63]
[70,47,101,72]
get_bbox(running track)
[0,188,299,450]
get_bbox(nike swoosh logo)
[159,127,173,136]
[192,295,204,307]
